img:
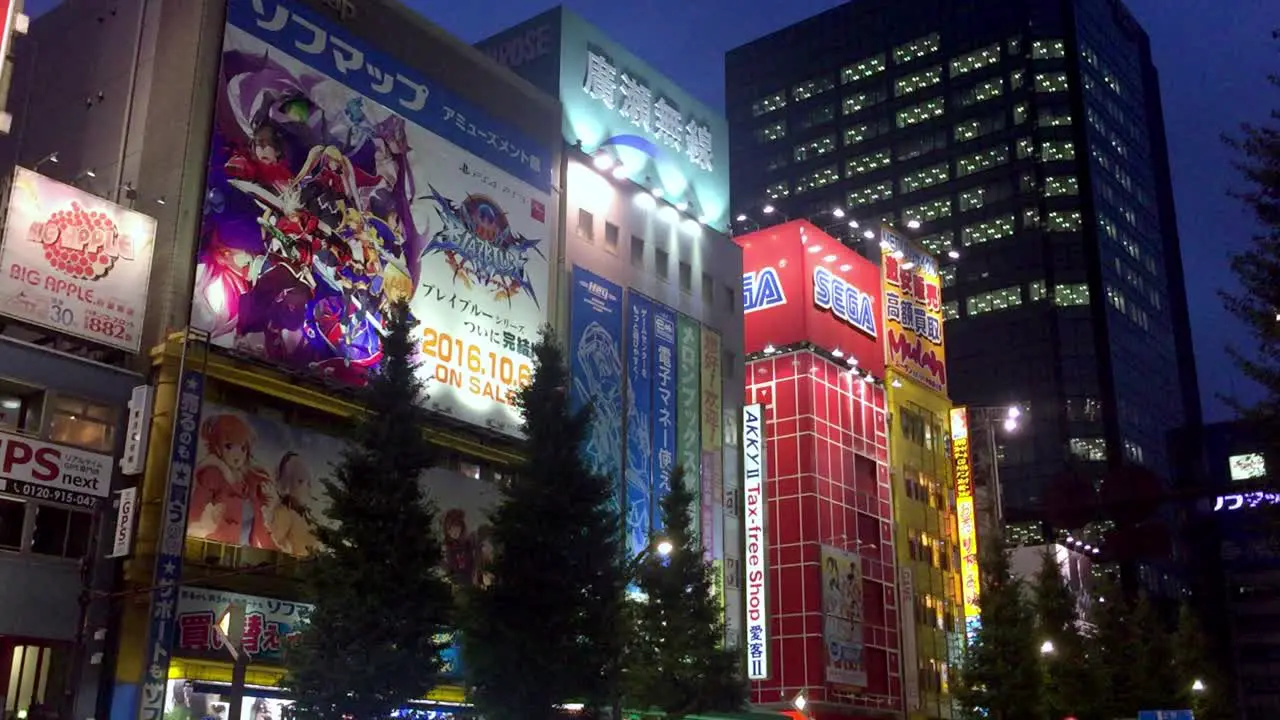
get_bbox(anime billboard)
[821,544,867,688]
[191,0,552,437]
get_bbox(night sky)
[29,0,1277,421]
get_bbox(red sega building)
[739,221,903,719]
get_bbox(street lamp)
[1192,679,1206,693]
[969,405,1024,529]
[656,539,673,557]
[1040,640,1055,655]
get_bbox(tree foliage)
[1031,547,1100,720]
[955,534,1042,720]
[283,302,453,720]
[1088,576,1138,719]
[1174,603,1236,720]
[622,465,745,717]
[1222,29,1280,427]
[459,327,627,720]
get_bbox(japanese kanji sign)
[174,586,312,664]
[881,228,947,395]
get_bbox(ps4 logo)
[813,266,877,338]
[743,267,786,314]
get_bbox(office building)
[725,0,1200,546]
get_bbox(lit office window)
[1040,140,1075,161]
[1035,72,1070,93]
[756,120,786,143]
[899,163,950,194]
[1047,210,1083,232]
[1014,103,1029,124]
[949,43,1001,77]
[1016,137,1035,159]
[752,91,787,117]
[1106,285,1127,312]
[848,181,894,208]
[793,76,836,101]
[1044,176,1078,196]
[844,118,890,146]
[894,32,941,64]
[1031,39,1066,59]
[966,286,1023,315]
[842,54,887,83]
[844,88,887,115]
[957,78,1004,107]
[958,187,985,211]
[847,149,892,177]
[1124,439,1145,464]
[961,215,1015,246]
[794,135,837,162]
[895,67,943,97]
[1069,437,1107,462]
[940,265,957,288]
[1010,69,1026,90]
[953,114,1005,143]
[956,145,1009,177]
[1038,109,1072,127]
[795,165,840,194]
[1028,280,1047,301]
[903,196,952,222]
[917,231,954,256]
[942,300,960,321]
[765,181,790,200]
[896,97,945,128]
[1054,283,1090,307]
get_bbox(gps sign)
[0,430,113,507]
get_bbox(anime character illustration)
[267,451,318,556]
[442,508,474,587]
[573,323,624,506]
[423,189,545,308]
[473,524,496,589]
[188,413,275,550]
[824,555,844,616]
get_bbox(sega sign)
[813,265,877,338]
[743,267,786,314]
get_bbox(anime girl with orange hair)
[188,413,275,550]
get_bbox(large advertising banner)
[0,167,157,351]
[951,407,982,637]
[676,315,702,538]
[700,327,722,559]
[570,267,624,512]
[821,544,868,688]
[651,303,678,533]
[174,586,312,664]
[881,229,947,395]
[191,0,552,437]
[625,292,653,556]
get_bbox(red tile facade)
[746,351,903,718]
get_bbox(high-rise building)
[726,0,1200,544]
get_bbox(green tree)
[623,465,745,717]
[1222,29,1280,428]
[1031,547,1100,720]
[1174,603,1235,720]
[954,534,1042,720]
[459,327,627,720]
[1089,576,1138,718]
[283,302,453,720]
[1129,592,1179,710]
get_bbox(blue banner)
[651,303,677,533]
[625,293,654,557]
[569,267,624,512]
[228,0,551,191]
[137,370,206,720]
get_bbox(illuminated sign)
[1229,453,1266,481]
[881,229,947,394]
[743,267,786,314]
[813,265,877,338]
[951,407,981,621]
[742,403,768,680]
[1213,490,1280,512]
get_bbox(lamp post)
[966,405,1023,530]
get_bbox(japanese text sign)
[881,229,947,395]
[175,586,312,664]
[0,429,113,508]
[950,406,981,620]
[742,404,768,680]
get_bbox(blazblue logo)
[423,186,545,307]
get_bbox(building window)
[576,208,594,240]
[793,76,836,101]
[0,379,43,433]
[1048,210,1083,232]
[903,197,952,222]
[842,54,887,83]
[966,285,1022,315]
[956,145,1009,177]
[679,261,693,292]
[949,43,1001,77]
[1054,283,1090,307]
[961,214,1015,246]
[794,135,837,162]
[894,131,947,161]
[654,248,670,280]
[1106,285,1127,313]
[917,230,954,256]
[752,91,787,117]
[756,120,786,143]
[942,300,959,320]
[723,285,737,313]
[847,181,894,208]
[602,223,619,254]
[48,396,116,453]
[631,235,645,266]
[1023,206,1041,229]
[896,97,945,128]
[1017,137,1035,159]
[795,165,841,194]
[844,120,890,146]
[899,163,950,194]
[958,187,985,211]
[1031,39,1066,59]
[1124,439,1145,464]
[1035,72,1070,93]
[847,149,892,177]
[1069,437,1107,462]
[1029,279,1047,301]
[702,272,714,304]
[799,104,837,129]
[29,504,92,558]
[1040,140,1075,162]
[895,66,942,97]
[1045,176,1078,196]
[940,265,956,288]
[765,181,790,200]
[957,77,1004,107]
[955,114,1006,143]
[1039,108,1073,127]
[893,32,941,64]
[0,497,24,551]
[843,88,887,115]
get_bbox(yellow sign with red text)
[881,229,947,396]
[950,407,980,619]
[419,326,533,408]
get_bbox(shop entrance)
[0,638,68,720]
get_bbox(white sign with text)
[742,403,768,680]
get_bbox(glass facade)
[727,0,1198,550]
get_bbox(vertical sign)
[880,229,947,395]
[570,267,625,512]
[651,304,678,532]
[700,327,722,559]
[625,292,654,557]
[108,487,138,559]
[951,407,981,637]
[742,403,768,680]
[900,567,920,710]
[676,315,702,539]
[138,370,206,720]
